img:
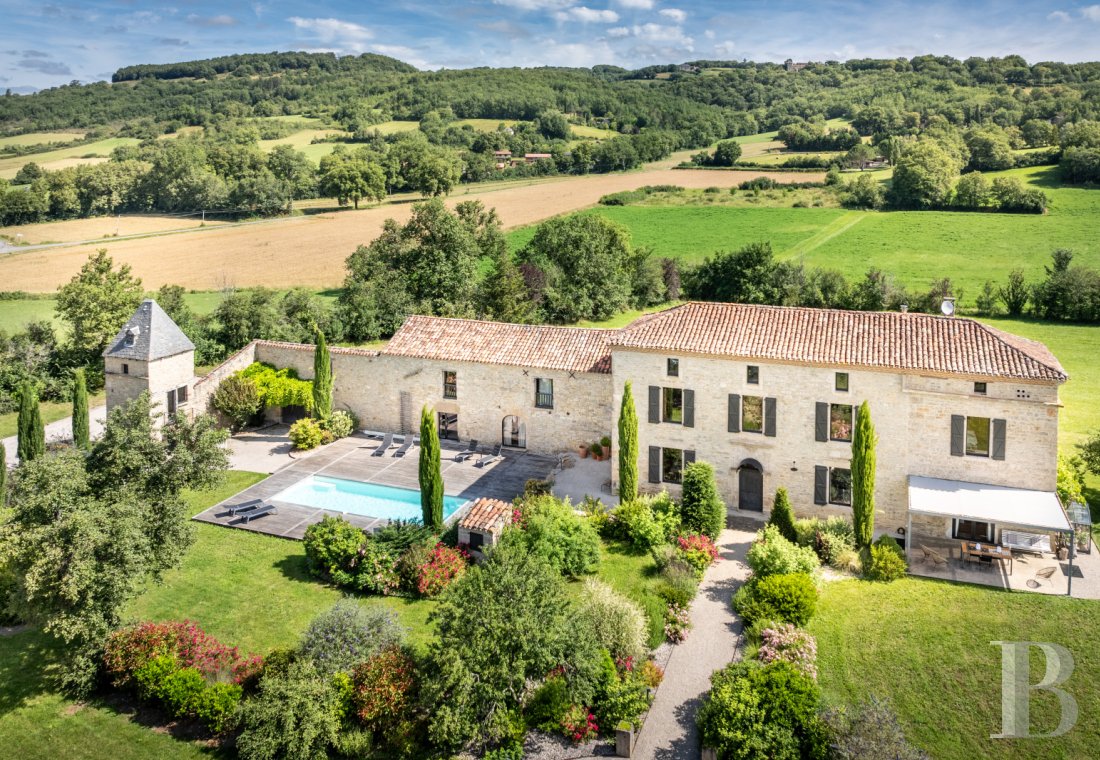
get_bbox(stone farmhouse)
[106,299,1071,547]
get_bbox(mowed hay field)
[1,215,228,245]
[0,131,86,148]
[0,167,822,292]
[0,137,141,179]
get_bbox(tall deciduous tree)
[618,381,638,503]
[312,330,333,421]
[851,401,877,549]
[419,405,443,530]
[55,250,143,356]
[71,368,90,449]
[17,382,44,463]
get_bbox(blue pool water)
[273,475,467,521]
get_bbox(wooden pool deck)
[193,432,558,540]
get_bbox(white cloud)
[372,44,431,69]
[492,0,575,9]
[1047,10,1071,22]
[555,6,620,22]
[288,17,373,52]
[187,14,237,27]
[659,8,686,24]
[607,26,630,37]
[1082,5,1100,20]
[704,29,715,40]
[631,22,692,45]
[613,0,653,8]
[713,40,735,56]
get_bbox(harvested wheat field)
[0,168,822,292]
[1,215,228,245]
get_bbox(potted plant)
[590,441,604,460]
[600,435,612,457]
[578,442,589,458]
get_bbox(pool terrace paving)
[193,432,558,539]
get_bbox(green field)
[0,131,86,148]
[811,578,1100,759]
[0,138,141,179]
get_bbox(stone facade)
[105,350,195,421]
[610,348,1061,539]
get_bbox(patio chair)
[455,439,478,462]
[392,437,414,457]
[1027,566,1058,589]
[476,443,503,468]
[371,432,394,457]
[225,498,262,516]
[238,504,276,524]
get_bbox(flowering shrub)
[561,704,599,743]
[665,603,692,643]
[104,620,262,688]
[758,624,818,679]
[677,534,719,575]
[289,417,325,450]
[352,646,416,732]
[638,660,665,689]
[299,600,404,676]
[746,524,820,578]
[354,541,401,596]
[323,410,356,439]
[615,655,635,673]
[417,543,469,597]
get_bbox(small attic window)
[124,327,139,347]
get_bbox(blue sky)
[2,1,1099,91]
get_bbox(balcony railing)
[443,383,457,399]
[535,392,554,409]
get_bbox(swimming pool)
[273,475,467,522]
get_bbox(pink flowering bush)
[561,704,599,743]
[664,603,692,643]
[104,620,263,689]
[677,534,720,575]
[416,543,469,597]
[757,623,818,679]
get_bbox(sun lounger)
[392,437,414,457]
[455,439,478,462]
[239,504,276,523]
[476,444,503,468]
[226,498,262,516]
[371,432,394,457]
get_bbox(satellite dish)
[940,298,956,317]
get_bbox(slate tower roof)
[102,299,195,361]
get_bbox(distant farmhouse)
[785,58,810,72]
[108,300,1071,552]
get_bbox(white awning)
[908,475,1071,532]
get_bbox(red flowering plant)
[615,655,636,674]
[352,646,416,732]
[103,621,263,690]
[561,704,599,744]
[416,543,469,597]
[676,534,720,575]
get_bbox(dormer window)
[124,327,139,347]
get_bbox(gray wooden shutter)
[815,402,828,442]
[950,415,965,456]
[764,397,777,437]
[728,394,740,433]
[991,419,1006,460]
[814,466,828,505]
[648,446,661,483]
[684,449,696,466]
[683,389,695,428]
[648,386,660,424]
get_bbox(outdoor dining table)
[960,541,1013,575]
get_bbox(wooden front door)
[739,465,763,512]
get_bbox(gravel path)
[2,404,105,465]
[630,527,755,760]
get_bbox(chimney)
[900,303,909,313]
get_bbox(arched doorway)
[502,415,526,448]
[738,458,764,512]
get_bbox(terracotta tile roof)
[459,498,513,531]
[383,315,615,374]
[610,302,1067,383]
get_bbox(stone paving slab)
[193,432,557,540]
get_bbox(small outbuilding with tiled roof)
[458,497,513,557]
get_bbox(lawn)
[810,577,1100,759]
[0,391,105,440]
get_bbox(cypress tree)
[419,405,443,530]
[0,442,7,508]
[680,461,725,541]
[17,383,45,463]
[312,329,333,421]
[851,401,878,549]
[767,487,798,543]
[618,381,638,503]
[72,368,90,450]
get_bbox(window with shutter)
[662,448,684,484]
[814,466,828,505]
[728,394,740,433]
[648,446,661,483]
[991,419,1006,460]
[815,402,828,442]
[683,389,695,428]
[648,386,660,424]
[684,450,696,466]
[742,395,763,433]
[764,397,777,437]
[950,415,965,457]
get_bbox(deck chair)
[476,443,503,468]
[455,439,478,462]
[225,498,262,516]
[371,432,394,457]
[239,504,276,524]
[1027,566,1058,588]
[392,437,414,457]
